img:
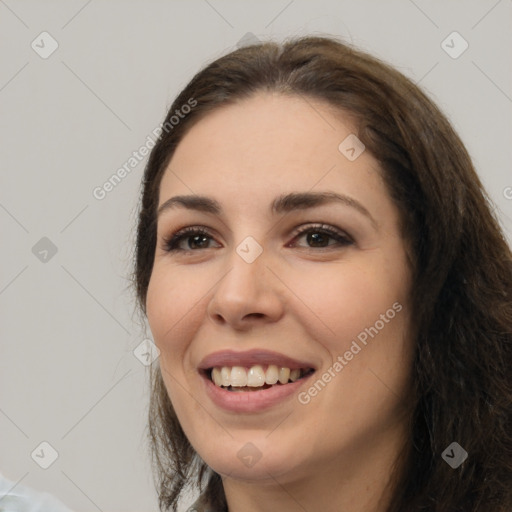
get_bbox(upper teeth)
[211,365,305,387]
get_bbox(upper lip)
[198,349,316,370]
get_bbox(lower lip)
[200,371,315,413]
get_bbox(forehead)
[158,92,385,214]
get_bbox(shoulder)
[0,472,74,512]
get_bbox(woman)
[133,36,512,512]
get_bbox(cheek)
[288,259,408,349]
[145,273,199,411]
[145,268,196,356]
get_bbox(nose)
[206,245,285,330]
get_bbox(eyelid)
[161,225,217,252]
[288,223,353,245]
[161,222,354,253]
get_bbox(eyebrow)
[157,191,378,229]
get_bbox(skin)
[146,92,414,512]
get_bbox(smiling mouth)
[205,365,315,392]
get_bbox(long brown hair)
[132,35,512,511]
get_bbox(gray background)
[1,1,511,511]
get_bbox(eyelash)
[161,223,354,253]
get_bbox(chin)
[197,436,309,483]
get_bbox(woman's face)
[146,92,414,484]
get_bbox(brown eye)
[162,227,218,252]
[289,224,353,249]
